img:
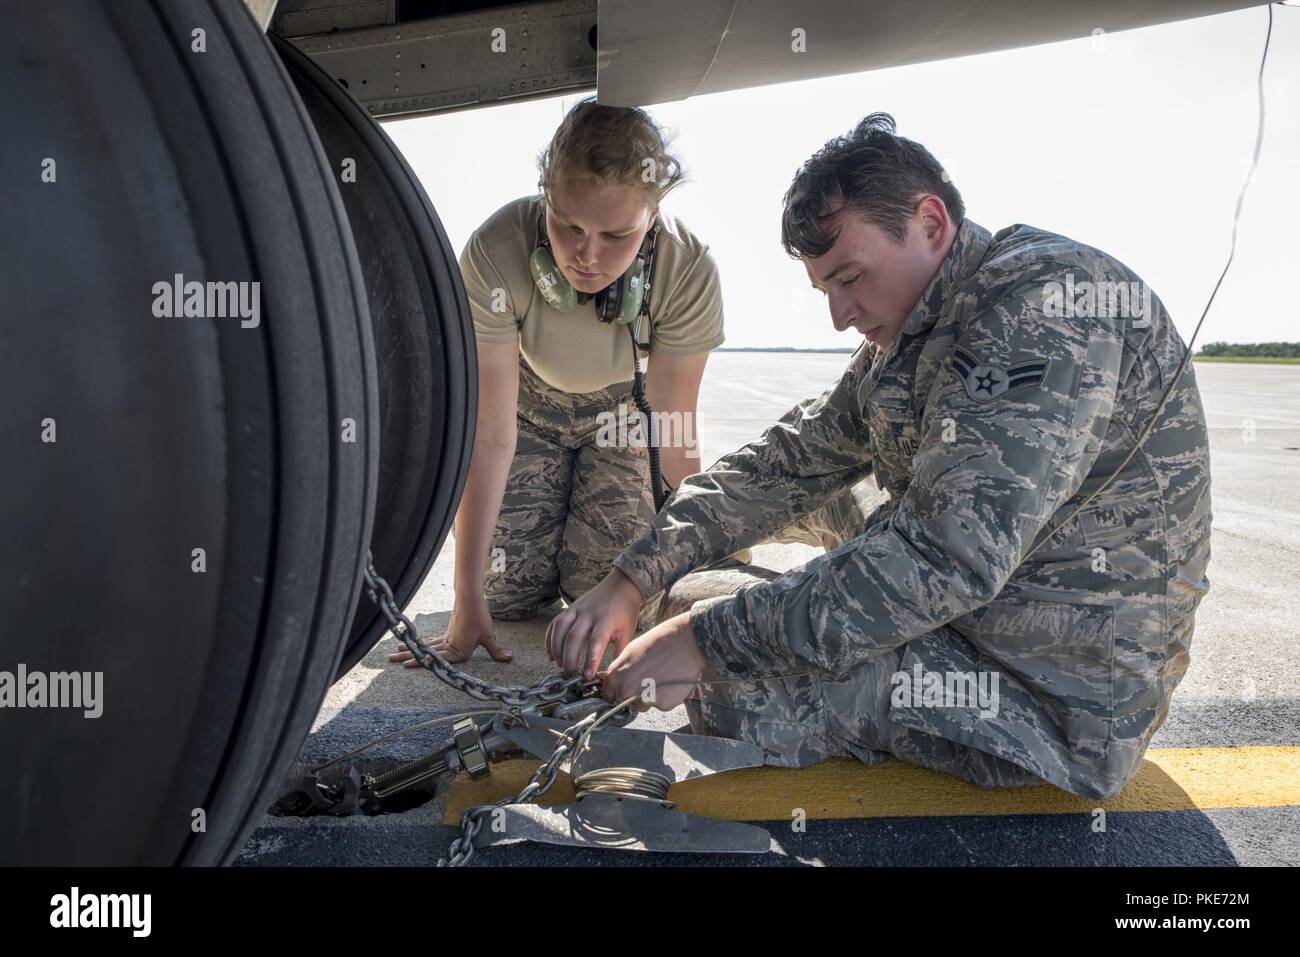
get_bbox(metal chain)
[361,553,635,866]
[362,552,596,708]
[437,709,602,867]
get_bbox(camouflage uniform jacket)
[613,219,1213,799]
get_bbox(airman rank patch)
[952,348,1049,402]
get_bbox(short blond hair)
[538,96,685,204]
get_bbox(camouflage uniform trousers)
[477,360,660,626]
[667,480,1040,789]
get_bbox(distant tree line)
[1196,342,1300,358]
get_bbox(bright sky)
[386,4,1298,350]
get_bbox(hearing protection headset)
[529,208,657,327]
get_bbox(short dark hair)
[780,112,964,258]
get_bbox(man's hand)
[546,569,644,680]
[388,595,512,667]
[602,612,712,712]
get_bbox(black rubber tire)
[0,0,377,865]
[273,35,478,680]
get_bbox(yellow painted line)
[443,745,1300,823]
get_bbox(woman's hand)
[602,612,710,712]
[546,569,644,680]
[388,595,512,668]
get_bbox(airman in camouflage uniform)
[482,360,657,621]
[409,102,724,667]
[612,217,1213,800]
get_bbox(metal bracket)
[482,715,772,855]
[452,716,490,780]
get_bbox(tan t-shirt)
[458,194,726,394]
